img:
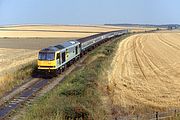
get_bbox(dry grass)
[108,33,180,116]
[0,48,38,96]
[0,61,36,97]
[0,48,37,75]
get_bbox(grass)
[0,61,37,97]
[20,34,130,120]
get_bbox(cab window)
[38,52,55,60]
[56,53,60,59]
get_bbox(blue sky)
[0,0,180,25]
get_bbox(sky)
[0,0,180,25]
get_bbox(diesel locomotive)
[38,30,128,75]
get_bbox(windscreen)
[38,52,55,60]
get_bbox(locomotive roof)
[76,32,107,43]
[76,30,127,43]
[40,40,79,52]
[62,40,79,48]
[40,46,60,52]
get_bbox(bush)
[63,106,91,120]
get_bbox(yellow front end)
[38,60,56,70]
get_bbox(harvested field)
[108,33,180,115]
[156,29,180,33]
[0,25,121,38]
[0,48,37,75]
[0,25,155,38]
[0,38,74,50]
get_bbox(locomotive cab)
[38,52,56,68]
[37,41,81,75]
[38,47,58,72]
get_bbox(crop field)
[0,48,37,75]
[108,32,180,115]
[0,25,121,38]
[0,25,156,38]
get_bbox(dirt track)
[108,33,180,114]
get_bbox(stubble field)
[108,32,180,115]
[0,25,155,38]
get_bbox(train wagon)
[76,30,128,54]
[76,32,108,54]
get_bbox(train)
[37,29,128,75]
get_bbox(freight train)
[37,30,128,75]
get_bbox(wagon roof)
[76,32,108,43]
[61,40,79,48]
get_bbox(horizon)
[0,23,179,27]
[0,0,180,25]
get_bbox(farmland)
[0,25,158,118]
[108,32,180,115]
[11,32,180,119]
[0,25,156,38]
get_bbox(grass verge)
[20,34,130,120]
[0,61,37,97]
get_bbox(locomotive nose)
[38,60,56,69]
